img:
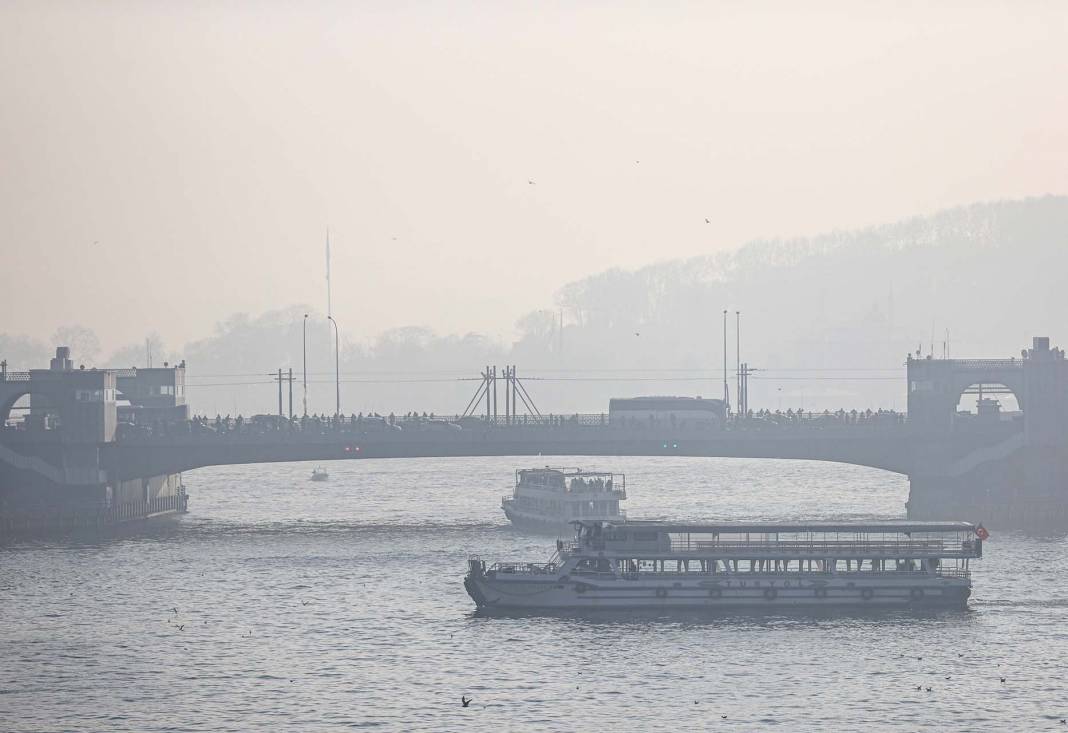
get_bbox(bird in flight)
[461,696,472,708]
[527,179,536,185]
[704,218,710,224]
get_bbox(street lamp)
[327,315,340,417]
[302,314,308,418]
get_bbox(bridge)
[2,338,1067,534]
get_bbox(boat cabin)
[562,520,982,578]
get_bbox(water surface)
[2,457,1066,731]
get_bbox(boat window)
[633,531,658,542]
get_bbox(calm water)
[3,457,1068,732]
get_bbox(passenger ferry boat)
[466,520,986,612]
[501,467,626,534]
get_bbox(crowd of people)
[114,406,907,442]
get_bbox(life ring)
[909,587,925,600]
[655,587,668,598]
[763,587,778,601]
[814,587,829,598]
[861,588,874,601]
[708,588,722,598]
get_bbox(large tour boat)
[466,519,986,612]
[501,467,626,533]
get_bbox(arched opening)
[953,382,1021,427]
[0,390,31,428]
[5,394,31,426]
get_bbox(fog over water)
[3,3,1068,731]
[4,457,1068,732]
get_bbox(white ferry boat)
[466,520,986,612]
[501,467,626,534]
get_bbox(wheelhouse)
[563,520,981,578]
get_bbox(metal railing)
[490,562,558,575]
[667,539,979,557]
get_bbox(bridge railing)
[107,408,916,442]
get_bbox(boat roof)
[575,519,977,534]
[520,466,618,477]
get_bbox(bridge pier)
[0,465,188,538]
[907,443,1068,529]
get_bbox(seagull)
[926,687,933,692]
[301,600,309,606]
[461,696,472,708]
[527,179,535,185]
[721,714,727,719]
[1000,677,1006,683]
[634,332,640,337]
[915,686,922,691]
[704,218,710,224]
[175,624,184,631]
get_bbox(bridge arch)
[954,381,1021,421]
[0,382,30,427]
[907,357,1026,428]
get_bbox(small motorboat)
[310,466,329,482]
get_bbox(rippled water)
[3,456,1068,732]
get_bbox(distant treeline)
[4,196,1066,416]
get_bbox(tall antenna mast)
[326,227,332,318]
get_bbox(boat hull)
[501,501,620,535]
[464,571,970,613]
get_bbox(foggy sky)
[2,1,1067,355]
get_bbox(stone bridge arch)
[906,356,1026,430]
[0,376,31,427]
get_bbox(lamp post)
[327,315,340,417]
[722,309,729,414]
[302,314,308,418]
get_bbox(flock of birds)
[451,651,1067,722]
[158,602,1064,724]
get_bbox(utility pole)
[302,314,309,417]
[735,310,741,417]
[277,368,283,417]
[327,315,340,417]
[288,368,294,419]
[722,310,730,413]
[503,366,511,422]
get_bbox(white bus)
[608,396,727,428]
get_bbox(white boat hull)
[465,569,970,613]
[501,501,621,535]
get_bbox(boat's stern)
[464,557,492,608]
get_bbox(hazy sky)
[2,1,1066,355]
